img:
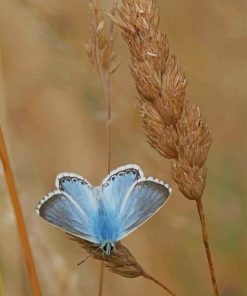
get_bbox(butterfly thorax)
[100,242,115,256]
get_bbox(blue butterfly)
[36,164,171,255]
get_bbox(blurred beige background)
[0,0,246,295]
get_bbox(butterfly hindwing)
[115,177,171,241]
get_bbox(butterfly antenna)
[77,253,92,266]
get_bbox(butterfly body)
[36,164,171,255]
[101,242,115,256]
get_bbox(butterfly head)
[101,242,115,256]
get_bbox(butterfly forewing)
[101,164,143,212]
[36,174,99,243]
[91,165,144,242]
[56,173,97,217]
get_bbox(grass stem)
[196,199,220,296]
[98,1,118,295]
[98,262,104,296]
[0,127,42,296]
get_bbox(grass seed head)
[112,0,212,200]
[70,237,144,278]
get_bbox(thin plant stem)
[98,2,118,295]
[0,266,4,296]
[0,127,42,296]
[196,199,220,296]
[142,271,177,296]
[98,262,104,296]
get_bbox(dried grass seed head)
[86,0,119,74]
[112,0,212,200]
[70,236,143,278]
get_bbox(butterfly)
[36,164,171,255]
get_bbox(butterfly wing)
[115,177,171,241]
[36,167,170,244]
[101,164,144,211]
[91,164,143,242]
[36,173,99,243]
[56,172,95,217]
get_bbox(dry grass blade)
[0,127,42,296]
[70,236,177,296]
[111,1,220,295]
